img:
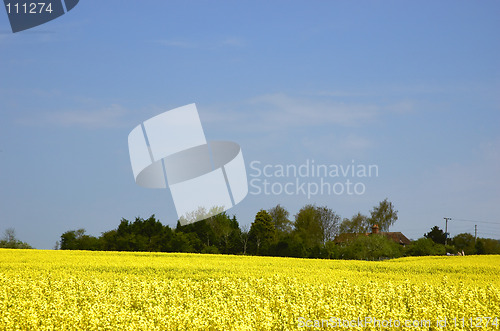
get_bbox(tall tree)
[268,204,292,237]
[4,228,15,243]
[316,206,341,244]
[239,224,250,255]
[405,238,445,256]
[294,205,340,249]
[294,205,322,249]
[369,199,398,231]
[205,212,237,253]
[478,238,500,254]
[249,210,276,255]
[60,229,100,250]
[339,213,369,234]
[452,233,476,255]
[341,234,402,260]
[424,226,446,245]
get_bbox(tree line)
[56,199,500,259]
[0,228,32,249]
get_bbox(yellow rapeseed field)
[0,249,498,330]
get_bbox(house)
[334,224,411,246]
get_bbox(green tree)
[60,229,100,250]
[369,198,398,231]
[478,238,500,254]
[452,233,476,255]
[176,218,214,248]
[249,210,276,255]
[239,224,250,255]
[341,234,401,260]
[170,231,197,253]
[135,215,164,250]
[424,226,446,245]
[293,205,340,257]
[268,204,292,238]
[0,228,32,249]
[107,216,167,252]
[100,230,118,250]
[293,205,322,250]
[206,212,236,253]
[475,239,485,255]
[405,238,446,256]
[316,206,340,244]
[339,213,369,234]
[60,229,83,250]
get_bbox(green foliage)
[338,199,398,234]
[55,200,500,260]
[369,198,398,231]
[294,204,340,253]
[201,245,220,254]
[405,238,446,256]
[476,238,500,254]
[452,233,476,255]
[424,226,446,245]
[206,212,240,254]
[249,210,276,255]
[60,229,100,251]
[111,215,166,251]
[339,213,369,234]
[268,204,292,238]
[0,228,33,249]
[340,234,402,260]
[475,239,485,254]
[294,205,322,249]
[316,206,340,243]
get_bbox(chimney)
[371,224,379,234]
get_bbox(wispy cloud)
[300,133,374,160]
[384,100,415,114]
[221,37,245,47]
[18,104,129,129]
[249,93,379,127]
[203,93,381,134]
[0,29,58,45]
[313,90,373,98]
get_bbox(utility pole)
[444,217,451,245]
[475,225,477,243]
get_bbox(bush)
[341,234,402,260]
[405,238,445,256]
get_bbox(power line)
[450,218,500,225]
[443,217,500,241]
[477,232,500,237]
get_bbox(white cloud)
[203,93,381,134]
[249,93,379,127]
[300,133,374,160]
[313,90,372,98]
[384,100,415,114]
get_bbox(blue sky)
[1,1,499,249]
